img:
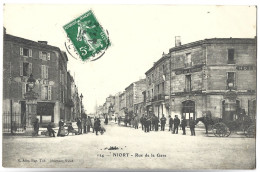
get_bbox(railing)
[3,112,25,133]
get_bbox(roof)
[169,37,256,53]
[145,53,170,75]
[4,33,61,51]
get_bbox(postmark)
[63,10,110,61]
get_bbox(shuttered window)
[41,65,48,79]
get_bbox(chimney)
[38,41,48,45]
[175,36,181,47]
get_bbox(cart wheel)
[213,123,230,137]
[245,125,255,138]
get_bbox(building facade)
[125,79,146,117]
[3,32,82,128]
[169,38,256,121]
[119,91,127,117]
[145,53,171,120]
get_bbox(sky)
[3,5,256,113]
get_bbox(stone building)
[169,37,256,121]
[3,33,72,127]
[119,91,127,117]
[144,53,171,120]
[114,92,121,119]
[125,79,146,117]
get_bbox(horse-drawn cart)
[196,111,256,138]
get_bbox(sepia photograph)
[1,2,258,170]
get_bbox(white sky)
[3,5,256,113]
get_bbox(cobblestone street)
[2,121,256,169]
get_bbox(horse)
[196,116,222,134]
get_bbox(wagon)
[196,111,256,137]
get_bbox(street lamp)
[80,93,83,118]
[24,74,38,135]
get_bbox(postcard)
[2,4,257,170]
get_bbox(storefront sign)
[175,66,203,75]
[236,65,256,71]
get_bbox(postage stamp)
[63,10,110,61]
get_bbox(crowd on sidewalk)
[118,114,196,136]
[31,116,107,137]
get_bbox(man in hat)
[189,117,196,136]
[169,115,174,132]
[160,114,166,131]
[173,115,180,134]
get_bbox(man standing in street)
[189,117,196,136]
[133,114,139,129]
[181,116,187,135]
[77,118,82,134]
[154,114,159,131]
[86,116,92,133]
[140,114,144,130]
[173,115,180,134]
[169,115,174,132]
[144,115,150,132]
[160,114,166,131]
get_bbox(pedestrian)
[77,118,82,134]
[181,116,187,135]
[118,116,121,126]
[94,118,101,135]
[169,115,174,131]
[104,116,108,125]
[115,115,117,123]
[173,115,180,134]
[189,117,196,136]
[140,114,144,130]
[33,118,39,136]
[151,115,155,131]
[144,115,150,132]
[57,119,64,136]
[82,116,87,134]
[86,116,92,133]
[47,122,55,137]
[92,117,95,133]
[134,114,139,129]
[131,116,134,128]
[160,114,166,131]
[154,115,159,131]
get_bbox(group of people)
[120,113,196,136]
[31,116,106,137]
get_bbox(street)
[2,121,256,169]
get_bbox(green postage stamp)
[63,10,110,61]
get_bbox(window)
[228,49,235,64]
[41,65,48,79]
[148,77,151,85]
[185,75,191,92]
[162,64,165,73]
[151,89,154,97]
[157,84,160,94]
[148,91,150,99]
[162,82,165,93]
[227,72,235,89]
[20,47,32,57]
[185,53,191,67]
[20,62,32,76]
[151,73,154,81]
[41,86,52,100]
[39,51,50,60]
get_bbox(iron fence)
[3,112,25,133]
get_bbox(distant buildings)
[3,31,83,128]
[100,37,256,122]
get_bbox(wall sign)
[236,65,256,71]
